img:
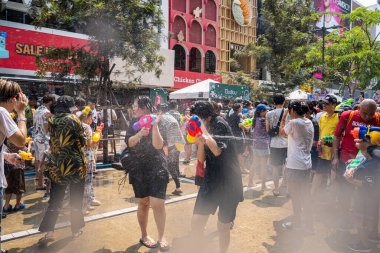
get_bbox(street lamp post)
[318,13,342,81]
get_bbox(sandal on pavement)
[172,190,183,196]
[38,234,55,247]
[90,200,101,206]
[13,203,26,212]
[158,241,171,252]
[139,237,158,248]
[72,230,83,238]
[3,204,12,213]
[273,190,280,197]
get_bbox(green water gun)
[242,118,253,128]
[322,136,334,143]
[344,151,366,179]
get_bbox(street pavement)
[2,161,380,253]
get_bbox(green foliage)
[234,0,318,93]
[30,0,164,98]
[301,7,380,95]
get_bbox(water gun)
[336,98,354,111]
[25,137,32,144]
[186,115,203,143]
[18,150,34,161]
[344,150,366,179]
[92,123,104,143]
[242,118,253,128]
[82,106,91,116]
[132,114,157,132]
[351,125,380,145]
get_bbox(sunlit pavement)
[2,162,379,253]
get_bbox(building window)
[205,25,216,47]
[173,16,186,41]
[173,0,186,12]
[189,0,202,14]
[189,21,202,44]
[189,48,202,73]
[1,9,32,24]
[173,45,186,71]
[205,0,217,21]
[205,51,216,74]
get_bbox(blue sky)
[356,0,376,6]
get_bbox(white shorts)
[34,142,49,161]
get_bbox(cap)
[55,95,78,113]
[322,95,338,104]
[255,104,269,112]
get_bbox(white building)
[366,1,380,41]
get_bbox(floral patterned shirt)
[47,113,87,184]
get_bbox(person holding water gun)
[344,137,380,252]
[124,96,170,251]
[190,101,243,253]
[0,79,29,253]
[332,99,380,233]
[311,95,339,197]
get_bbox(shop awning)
[169,79,250,100]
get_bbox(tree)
[30,0,164,101]
[235,0,318,93]
[301,7,380,96]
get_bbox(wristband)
[17,117,27,122]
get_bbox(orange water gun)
[92,123,104,143]
[240,0,250,25]
[26,137,32,144]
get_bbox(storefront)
[0,21,90,97]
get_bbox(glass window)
[189,48,202,73]
[173,45,186,71]
[205,51,216,74]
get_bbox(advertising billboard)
[314,0,352,30]
[0,21,90,76]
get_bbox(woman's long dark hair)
[193,101,217,120]
[136,96,154,113]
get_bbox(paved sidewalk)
[2,161,379,253]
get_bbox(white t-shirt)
[266,108,288,148]
[284,117,314,170]
[0,106,19,188]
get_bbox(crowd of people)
[1,78,380,253]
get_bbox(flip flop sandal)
[72,230,83,238]
[158,241,171,252]
[139,238,158,248]
[273,190,280,197]
[38,235,55,247]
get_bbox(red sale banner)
[0,22,90,72]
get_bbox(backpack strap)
[346,110,355,129]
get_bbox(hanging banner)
[209,82,250,100]
[314,0,352,31]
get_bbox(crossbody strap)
[275,109,284,129]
